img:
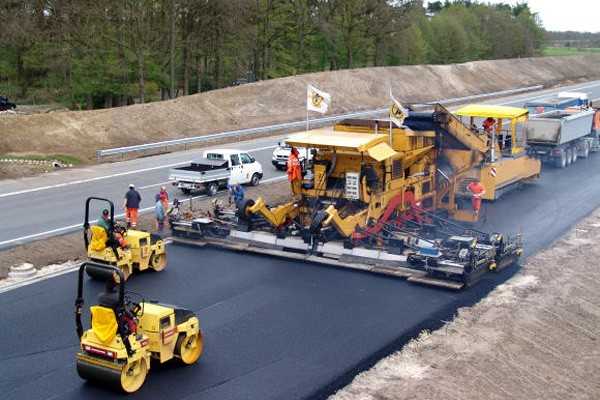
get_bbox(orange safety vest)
[287,154,302,182]
[467,181,485,197]
[594,111,600,130]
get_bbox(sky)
[426,1,600,32]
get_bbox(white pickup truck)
[169,149,263,195]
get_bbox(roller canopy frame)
[75,262,125,339]
[83,196,119,259]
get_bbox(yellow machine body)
[87,227,167,280]
[251,121,437,237]
[246,104,541,233]
[77,303,202,393]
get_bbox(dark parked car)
[0,96,16,111]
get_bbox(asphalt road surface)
[5,144,600,399]
[1,80,600,249]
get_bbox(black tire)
[206,182,218,196]
[572,146,578,163]
[554,150,567,169]
[581,141,590,159]
[250,173,261,186]
[181,188,191,195]
[236,199,255,221]
[566,148,573,166]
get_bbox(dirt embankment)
[331,210,600,400]
[1,55,600,162]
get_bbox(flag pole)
[306,109,309,133]
[389,87,393,145]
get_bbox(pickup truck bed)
[169,158,230,195]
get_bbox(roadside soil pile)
[0,180,289,278]
[331,209,600,400]
[1,55,600,162]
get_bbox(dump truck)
[526,108,598,168]
[170,104,525,289]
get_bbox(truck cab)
[203,149,263,185]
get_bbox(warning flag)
[389,89,409,127]
[307,85,331,114]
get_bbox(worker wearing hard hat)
[467,180,486,216]
[287,147,302,195]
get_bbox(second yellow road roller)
[75,261,203,393]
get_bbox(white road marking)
[139,181,171,190]
[497,82,600,106]
[0,144,279,199]
[0,175,286,249]
[0,161,192,199]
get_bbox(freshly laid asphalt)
[3,81,600,399]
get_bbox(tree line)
[0,0,544,109]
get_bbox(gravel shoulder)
[331,209,600,400]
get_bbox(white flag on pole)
[389,89,409,127]
[307,85,331,114]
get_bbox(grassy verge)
[543,47,600,56]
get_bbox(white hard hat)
[129,184,135,188]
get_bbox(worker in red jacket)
[287,147,302,195]
[482,117,496,133]
[467,180,486,216]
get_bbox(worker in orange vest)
[287,147,302,195]
[466,180,486,216]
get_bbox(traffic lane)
[0,146,283,245]
[480,154,600,256]
[0,245,515,400]
[0,134,286,196]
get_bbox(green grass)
[0,154,82,165]
[543,47,600,56]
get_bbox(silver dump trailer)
[526,109,597,168]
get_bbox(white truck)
[271,142,312,170]
[169,149,263,195]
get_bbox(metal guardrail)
[96,85,544,159]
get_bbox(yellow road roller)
[84,197,167,281]
[75,261,203,393]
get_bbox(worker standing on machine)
[123,184,142,228]
[287,147,302,196]
[467,180,486,217]
[482,117,496,134]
